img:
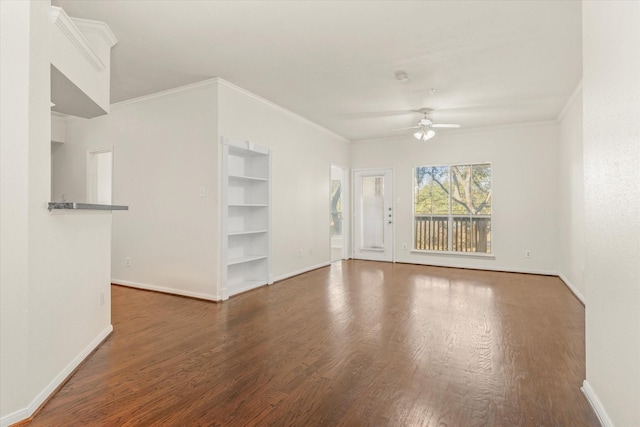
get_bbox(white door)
[353,169,393,262]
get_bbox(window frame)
[412,162,493,257]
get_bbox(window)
[414,163,491,253]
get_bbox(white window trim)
[413,162,492,255]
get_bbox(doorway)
[87,148,113,204]
[330,164,345,262]
[353,169,393,262]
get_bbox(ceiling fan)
[395,109,461,141]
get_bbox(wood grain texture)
[27,261,599,426]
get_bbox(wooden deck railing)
[415,216,491,253]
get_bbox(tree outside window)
[414,163,491,253]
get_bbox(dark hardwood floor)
[28,260,599,426]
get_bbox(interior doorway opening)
[87,148,113,205]
[330,164,345,262]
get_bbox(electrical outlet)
[126,257,131,267]
[297,249,303,258]
[100,291,105,305]
[525,250,531,258]
[199,186,205,197]
[403,243,408,250]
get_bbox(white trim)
[71,17,118,48]
[272,262,331,283]
[111,279,220,301]
[50,6,106,72]
[110,77,349,144]
[410,250,496,259]
[0,325,113,427]
[111,79,219,109]
[558,273,586,305]
[558,80,583,122]
[217,79,350,143]
[394,258,557,276]
[581,380,614,427]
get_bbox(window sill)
[410,250,495,259]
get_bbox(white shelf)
[229,174,268,182]
[221,138,272,300]
[227,254,268,266]
[228,229,268,236]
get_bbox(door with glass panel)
[353,169,393,262]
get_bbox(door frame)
[352,167,395,262]
[86,146,114,204]
[330,163,347,262]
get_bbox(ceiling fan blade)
[393,125,421,131]
[431,123,461,129]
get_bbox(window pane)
[414,163,491,254]
[451,165,471,215]
[361,176,384,249]
[471,164,491,215]
[415,166,449,215]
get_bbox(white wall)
[59,82,220,300]
[1,0,32,417]
[1,2,113,425]
[53,79,350,299]
[582,2,640,426]
[217,80,350,281]
[350,122,560,274]
[558,85,585,303]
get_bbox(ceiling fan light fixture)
[414,128,436,141]
[395,70,409,82]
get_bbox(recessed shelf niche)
[221,139,272,299]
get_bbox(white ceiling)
[52,0,582,141]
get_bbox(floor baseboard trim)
[111,279,219,302]
[581,380,614,427]
[394,258,557,277]
[558,273,586,305]
[273,262,331,283]
[1,325,113,427]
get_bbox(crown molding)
[216,78,350,144]
[558,79,583,122]
[50,6,105,72]
[110,79,219,109]
[111,78,349,143]
[71,17,118,48]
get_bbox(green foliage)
[415,164,491,215]
[415,166,449,214]
[414,163,492,253]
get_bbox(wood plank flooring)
[28,261,599,426]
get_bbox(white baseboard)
[111,279,219,301]
[0,325,113,427]
[394,258,558,276]
[558,273,586,305]
[272,262,331,283]
[581,380,614,427]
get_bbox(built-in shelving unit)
[221,139,272,299]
